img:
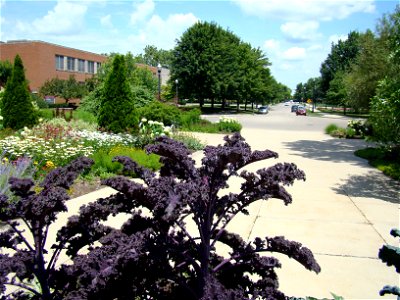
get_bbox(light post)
[157,63,162,101]
[175,79,179,105]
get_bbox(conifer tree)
[98,54,137,133]
[2,55,37,130]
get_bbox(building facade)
[0,40,107,94]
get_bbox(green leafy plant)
[89,146,161,178]
[138,101,181,126]
[217,116,242,132]
[325,124,339,135]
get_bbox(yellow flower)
[45,161,55,168]
[1,157,9,164]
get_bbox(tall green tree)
[171,21,275,109]
[98,54,137,133]
[39,75,87,104]
[320,31,361,99]
[136,45,173,67]
[1,55,37,129]
[369,5,400,147]
[344,30,389,110]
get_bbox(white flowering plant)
[139,118,173,138]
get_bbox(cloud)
[130,0,155,25]
[280,21,321,42]
[127,13,198,53]
[232,0,375,21]
[18,1,88,35]
[282,47,306,60]
[100,14,113,28]
[264,39,280,53]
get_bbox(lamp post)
[157,63,162,101]
[175,79,179,105]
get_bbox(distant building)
[0,40,107,98]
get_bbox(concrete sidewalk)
[48,128,399,299]
[192,129,399,299]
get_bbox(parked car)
[291,105,299,112]
[296,106,307,116]
[257,106,269,114]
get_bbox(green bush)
[345,127,356,138]
[37,108,54,120]
[331,128,347,138]
[325,124,339,134]
[32,93,49,109]
[73,108,97,124]
[138,101,181,126]
[90,146,161,179]
[355,147,400,181]
[180,108,202,129]
[217,116,242,132]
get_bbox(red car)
[296,106,307,116]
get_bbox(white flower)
[141,117,147,123]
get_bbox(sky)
[0,0,398,92]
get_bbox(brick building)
[0,40,107,96]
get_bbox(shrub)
[0,133,321,299]
[325,123,339,134]
[72,108,97,125]
[345,127,356,139]
[331,128,347,138]
[98,55,137,133]
[217,116,242,132]
[180,108,202,129]
[347,119,372,137]
[37,108,54,120]
[138,101,181,126]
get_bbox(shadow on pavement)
[283,138,370,165]
[333,173,400,204]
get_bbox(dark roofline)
[2,40,107,58]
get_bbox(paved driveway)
[197,103,399,299]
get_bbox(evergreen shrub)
[98,55,137,133]
[1,55,37,130]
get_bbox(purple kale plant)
[0,133,321,299]
[378,228,400,298]
[54,133,320,299]
[0,156,94,300]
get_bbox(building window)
[78,59,85,72]
[55,55,64,70]
[87,61,95,74]
[96,62,101,73]
[67,57,75,71]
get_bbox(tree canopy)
[39,75,87,104]
[170,21,286,107]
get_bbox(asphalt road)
[202,103,352,132]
